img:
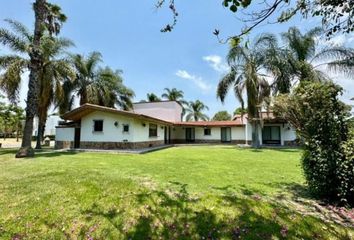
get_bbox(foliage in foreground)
[274,81,354,205]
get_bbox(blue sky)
[1,0,353,117]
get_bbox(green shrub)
[274,81,354,205]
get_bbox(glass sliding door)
[185,128,195,142]
[262,126,281,145]
[221,127,232,142]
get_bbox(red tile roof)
[174,120,244,127]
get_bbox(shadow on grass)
[80,182,352,240]
[0,148,18,155]
[0,148,78,159]
[35,151,78,158]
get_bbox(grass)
[0,146,353,239]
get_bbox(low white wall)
[55,127,75,141]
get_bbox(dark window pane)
[93,120,103,132]
[123,124,129,132]
[204,128,211,135]
[149,124,158,137]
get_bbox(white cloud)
[203,55,229,73]
[316,33,354,47]
[175,70,212,93]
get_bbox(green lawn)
[0,146,352,239]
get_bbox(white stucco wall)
[55,127,75,141]
[171,126,246,141]
[80,111,166,143]
[132,120,165,142]
[245,122,297,145]
[133,101,183,122]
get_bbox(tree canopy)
[212,111,231,121]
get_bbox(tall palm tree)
[0,20,74,150]
[35,36,74,149]
[263,27,354,94]
[217,38,271,148]
[59,52,135,112]
[0,0,67,157]
[147,93,161,102]
[185,100,209,121]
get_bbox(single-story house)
[55,101,297,150]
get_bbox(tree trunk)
[16,0,47,158]
[16,121,19,142]
[35,120,43,149]
[251,120,261,148]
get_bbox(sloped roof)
[61,104,246,127]
[61,104,173,125]
[232,112,286,123]
[174,120,244,127]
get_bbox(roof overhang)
[173,121,244,127]
[61,104,173,126]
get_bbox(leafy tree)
[147,93,161,102]
[233,107,247,116]
[157,0,353,41]
[212,111,231,121]
[185,100,209,121]
[273,81,354,205]
[0,101,25,141]
[60,53,134,112]
[217,37,271,148]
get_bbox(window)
[93,120,103,132]
[149,124,158,137]
[204,128,211,136]
[123,124,129,133]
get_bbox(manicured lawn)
[0,146,352,239]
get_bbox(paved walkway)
[66,144,174,154]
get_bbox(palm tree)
[35,36,74,149]
[0,19,74,150]
[185,100,209,121]
[161,88,187,105]
[0,0,66,157]
[60,52,135,112]
[263,27,354,94]
[161,87,188,117]
[217,38,271,148]
[147,93,161,102]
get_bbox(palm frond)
[217,69,237,103]
[4,19,32,41]
[0,28,28,53]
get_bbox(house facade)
[55,101,297,150]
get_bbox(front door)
[221,127,231,142]
[262,126,281,145]
[164,126,168,144]
[185,128,195,143]
[74,128,81,148]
